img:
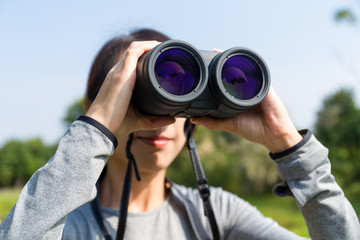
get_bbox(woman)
[0,29,359,240]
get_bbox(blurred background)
[1,0,360,237]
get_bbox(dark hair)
[85,29,171,103]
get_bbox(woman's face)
[113,118,187,173]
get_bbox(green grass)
[245,194,310,238]
[0,188,22,223]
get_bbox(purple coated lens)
[155,48,200,95]
[221,55,263,100]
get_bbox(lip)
[137,136,171,148]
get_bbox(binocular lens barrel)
[221,55,263,101]
[155,49,200,96]
[133,40,270,118]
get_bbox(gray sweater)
[0,119,359,239]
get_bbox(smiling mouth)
[137,137,171,148]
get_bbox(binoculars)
[132,40,270,118]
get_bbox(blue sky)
[1,0,360,146]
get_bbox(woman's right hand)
[85,41,175,139]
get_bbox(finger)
[120,41,160,77]
[213,48,224,53]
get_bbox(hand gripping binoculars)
[132,40,270,118]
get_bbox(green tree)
[0,139,56,187]
[314,88,360,199]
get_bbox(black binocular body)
[132,40,270,118]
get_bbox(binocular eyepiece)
[132,40,270,118]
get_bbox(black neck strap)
[91,133,141,240]
[115,132,141,240]
[185,119,220,240]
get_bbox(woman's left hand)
[191,86,303,153]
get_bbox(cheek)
[168,135,186,160]
[171,119,187,156]
[174,132,186,152]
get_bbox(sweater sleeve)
[272,130,360,240]
[0,119,115,240]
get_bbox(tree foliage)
[0,139,56,187]
[315,88,360,198]
[335,9,357,24]
[334,0,359,25]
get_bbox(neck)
[99,157,167,212]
